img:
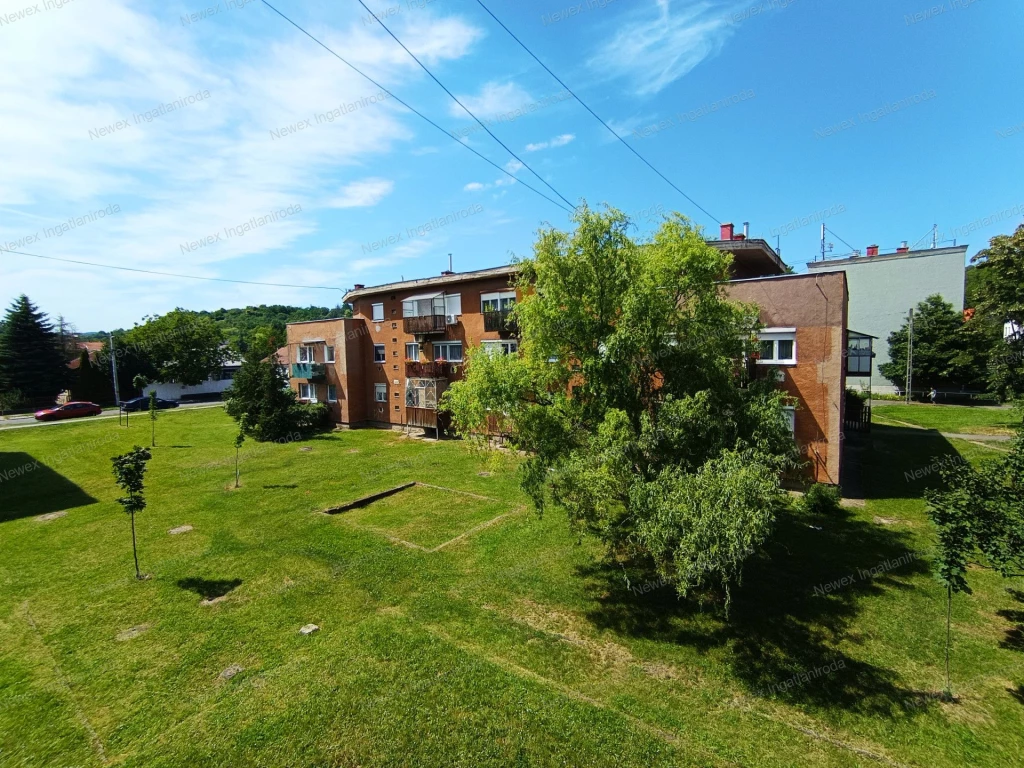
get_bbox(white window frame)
[480,290,516,313]
[782,405,796,435]
[756,328,797,365]
[325,345,335,363]
[371,303,385,322]
[482,339,518,356]
[405,342,420,361]
[444,293,462,317]
[373,344,386,363]
[298,383,316,402]
[298,345,315,363]
[433,341,463,362]
[327,384,338,402]
[374,383,387,402]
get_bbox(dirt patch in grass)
[116,624,150,641]
[35,511,67,522]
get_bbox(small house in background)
[143,358,243,403]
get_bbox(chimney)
[743,222,750,238]
[735,233,746,240]
[353,283,365,290]
[897,241,909,253]
[720,222,734,240]
[866,245,879,257]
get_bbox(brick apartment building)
[284,223,852,483]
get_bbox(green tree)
[225,350,297,441]
[972,225,1024,399]
[0,295,68,401]
[123,309,227,386]
[111,446,153,580]
[71,349,111,404]
[0,388,23,416]
[880,295,990,393]
[234,415,248,488]
[926,425,1024,695]
[442,206,797,608]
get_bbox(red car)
[34,401,103,421]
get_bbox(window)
[405,342,420,361]
[846,335,873,376]
[373,344,386,363]
[325,346,335,363]
[433,341,463,362]
[782,406,796,435]
[327,385,337,402]
[403,295,445,318]
[444,293,462,317]
[482,340,518,356]
[481,290,516,313]
[375,383,387,402]
[298,346,314,363]
[372,303,384,322]
[756,329,796,365]
[298,383,316,402]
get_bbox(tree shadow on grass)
[1009,684,1024,706]
[176,578,242,600]
[998,589,1024,652]
[0,452,98,522]
[577,434,955,718]
[844,424,966,502]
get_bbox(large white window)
[373,344,386,363]
[405,342,420,361]
[481,290,516,313]
[444,294,462,317]
[298,383,316,402]
[371,303,384,322]
[298,345,315,363]
[325,345,335,363]
[374,383,387,402]
[757,328,796,365]
[403,294,445,317]
[433,341,463,362]
[482,340,518,355]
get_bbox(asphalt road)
[0,402,224,431]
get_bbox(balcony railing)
[403,314,446,335]
[407,406,438,429]
[483,309,517,335]
[291,362,326,381]
[405,360,455,378]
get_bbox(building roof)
[806,245,968,269]
[708,238,788,278]
[263,345,289,364]
[343,264,520,303]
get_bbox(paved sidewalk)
[0,402,223,431]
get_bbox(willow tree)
[442,206,797,607]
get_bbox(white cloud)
[589,0,734,96]
[525,133,576,152]
[504,159,524,174]
[328,178,394,208]
[449,81,533,120]
[0,0,485,328]
[463,182,486,191]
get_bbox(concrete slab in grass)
[337,482,517,551]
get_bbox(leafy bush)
[801,483,842,515]
[291,402,330,432]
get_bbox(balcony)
[403,314,446,335]
[483,309,517,335]
[406,406,438,429]
[291,362,326,381]
[405,360,454,378]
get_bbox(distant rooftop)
[343,264,520,303]
[807,244,968,269]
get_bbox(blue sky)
[1,0,1021,330]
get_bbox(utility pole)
[109,332,121,407]
[820,224,826,262]
[905,308,914,404]
[932,224,938,249]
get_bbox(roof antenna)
[448,253,453,272]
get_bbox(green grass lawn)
[872,403,1022,435]
[1,408,1022,767]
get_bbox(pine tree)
[0,295,68,401]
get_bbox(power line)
[471,0,720,226]
[824,226,859,256]
[4,249,347,291]
[354,0,577,212]
[257,0,574,214]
